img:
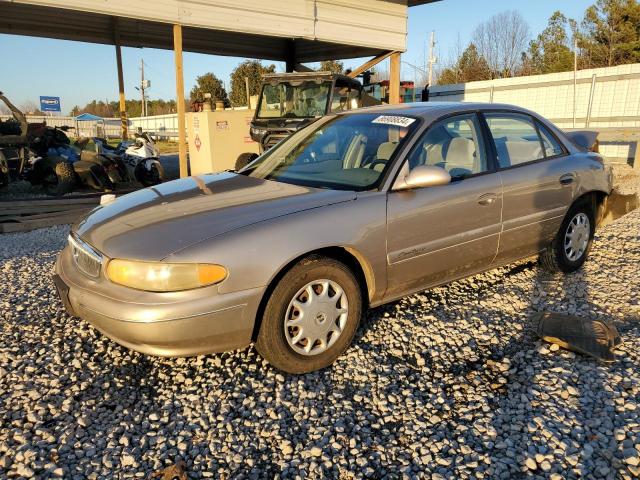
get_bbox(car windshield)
[241,113,419,190]
[257,80,331,119]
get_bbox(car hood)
[74,172,355,261]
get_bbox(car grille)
[68,235,102,278]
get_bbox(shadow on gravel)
[464,265,634,479]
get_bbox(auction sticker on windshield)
[372,115,416,127]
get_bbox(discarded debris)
[533,311,622,362]
[599,190,639,227]
[149,460,188,480]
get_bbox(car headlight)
[106,259,227,292]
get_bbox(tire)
[235,152,258,171]
[42,158,75,196]
[0,150,8,188]
[539,201,595,273]
[255,255,363,374]
[134,160,164,187]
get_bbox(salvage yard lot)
[1,176,639,479]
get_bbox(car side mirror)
[394,165,451,190]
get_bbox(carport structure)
[0,0,439,177]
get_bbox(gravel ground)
[1,180,639,479]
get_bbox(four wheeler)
[0,91,130,196]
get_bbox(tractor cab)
[249,72,366,152]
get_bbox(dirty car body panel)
[54,102,612,357]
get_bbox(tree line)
[68,59,345,117]
[438,0,640,84]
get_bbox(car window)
[536,121,565,157]
[331,86,359,112]
[405,113,488,179]
[243,113,419,190]
[485,113,545,168]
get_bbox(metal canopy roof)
[0,1,440,62]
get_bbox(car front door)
[385,113,503,300]
[482,112,574,265]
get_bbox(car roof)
[342,101,540,122]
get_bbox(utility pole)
[427,31,437,87]
[573,38,577,128]
[136,59,151,117]
[140,58,146,117]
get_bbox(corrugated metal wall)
[429,63,640,128]
[14,0,408,52]
[429,64,640,164]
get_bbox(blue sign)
[39,96,61,112]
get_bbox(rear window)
[536,122,565,157]
[485,113,545,168]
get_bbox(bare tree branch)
[472,10,531,78]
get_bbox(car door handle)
[559,173,576,185]
[477,193,498,206]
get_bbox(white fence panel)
[429,63,640,129]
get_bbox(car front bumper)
[54,245,263,357]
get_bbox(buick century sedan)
[54,103,612,373]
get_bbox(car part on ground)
[534,311,622,362]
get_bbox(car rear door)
[481,111,574,265]
[385,112,503,300]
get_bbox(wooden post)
[173,24,188,178]
[113,18,128,140]
[389,52,401,105]
[347,51,395,79]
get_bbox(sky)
[0,0,595,114]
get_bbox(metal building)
[0,0,439,175]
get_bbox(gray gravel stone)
[0,172,639,478]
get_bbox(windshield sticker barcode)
[372,115,416,127]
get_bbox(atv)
[0,91,129,196]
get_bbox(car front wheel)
[255,255,362,374]
[539,202,595,273]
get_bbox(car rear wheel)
[539,202,595,273]
[255,255,362,374]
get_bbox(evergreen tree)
[189,73,229,106]
[229,60,276,107]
